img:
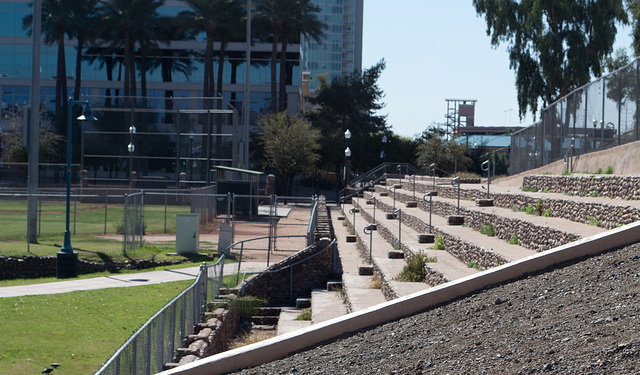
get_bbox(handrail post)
[451,177,461,214]
[372,196,377,223]
[429,163,436,192]
[363,224,374,264]
[481,160,491,198]
[423,191,434,232]
[391,186,397,211]
[349,207,356,232]
[392,208,402,250]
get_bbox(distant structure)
[444,99,525,153]
[445,99,477,139]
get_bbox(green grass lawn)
[0,273,240,374]
[0,199,209,261]
[0,280,192,374]
[0,200,191,240]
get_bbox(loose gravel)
[234,242,640,374]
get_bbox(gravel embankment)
[235,242,640,374]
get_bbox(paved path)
[0,262,267,298]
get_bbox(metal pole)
[372,196,376,223]
[27,0,42,244]
[244,0,251,168]
[364,224,374,264]
[61,100,75,253]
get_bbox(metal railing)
[238,238,337,305]
[94,256,225,375]
[349,162,423,188]
[511,57,640,175]
[306,197,320,246]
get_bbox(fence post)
[123,194,128,256]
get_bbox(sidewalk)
[0,261,267,298]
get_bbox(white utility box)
[176,213,199,254]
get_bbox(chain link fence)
[94,260,224,375]
[1,189,319,262]
[511,58,640,175]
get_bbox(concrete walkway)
[0,261,267,298]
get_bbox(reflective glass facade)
[303,0,363,90]
[0,0,301,118]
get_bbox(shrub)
[535,200,544,216]
[466,261,481,270]
[294,308,312,321]
[605,166,613,174]
[508,233,521,245]
[229,296,267,319]
[525,204,535,215]
[479,221,494,237]
[544,208,552,217]
[395,251,436,282]
[370,274,382,289]
[588,216,599,226]
[433,234,445,250]
[522,185,538,192]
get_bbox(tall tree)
[307,60,387,178]
[99,0,164,105]
[258,112,321,195]
[255,0,293,112]
[71,0,99,102]
[179,0,240,98]
[473,0,628,119]
[23,0,86,133]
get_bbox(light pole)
[128,125,136,188]
[592,119,598,150]
[344,129,351,187]
[344,146,352,186]
[381,135,388,163]
[59,98,97,278]
[189,131,195,180]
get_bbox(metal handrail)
[238,238,337,305]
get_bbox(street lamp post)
[59,98,97,278]
[189,131,195,181]
[344,129,351,187]
[381,135,387,163]
[128,125,136,188]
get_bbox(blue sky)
[361,1,634,139]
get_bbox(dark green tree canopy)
[473,0,628,119]
[307,59,387,174]
[258,112,321,194]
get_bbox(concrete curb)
[158,221,640,375]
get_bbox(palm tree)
[23,0,86,133]
[255,0,293,112]
[277,0,324,111]
[99,0,164,106]
[179,0,240,98]
[71,0,99,102]
[152,16,196,119]
[255,0,325,112]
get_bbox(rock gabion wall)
[241,239,334,305]
[393,180,640,230]
[0,256,183,280]
[370,199,509,271]
[523,175,640,200]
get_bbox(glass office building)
[0,0,304,181]
[303,0,363,91]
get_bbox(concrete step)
[311,289,346,323]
